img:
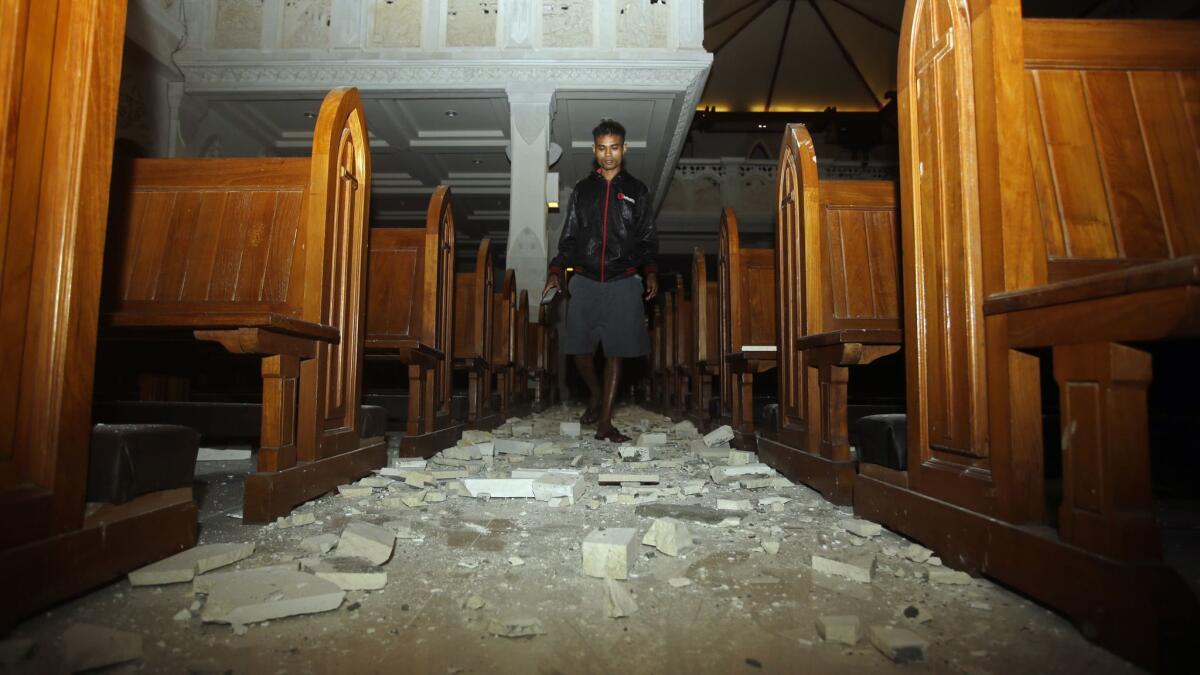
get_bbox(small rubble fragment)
[925,567,973,585]
[61,623,142,673]
[636,432,667,447]
[495,439,535,456]
[717,498,752,511]
[173,609,191,621]
[442,445,481,461]
[336,522,395,566]
[903,543,934,563]
[667,577,692,588]
[604,578,639,618]
[463,478,535,499]
[598,473,659,485]
[672,420,699,438]
[761,541,780,555]
[641,517,693,557]
[816,615,860,646]
[275,512,316,528]
[560,422,582,438]
[618,446,655,462]
[839,518,883,538]
[128,542,255,586]
[703,425,735,447]
[337,485,373,498]
[582,528,639,579]
[462,595,486,610]
[357,476,394,488]
[681,480,706,496]
[532,473,584,504]
[460,429,493,445]
[302,558,387,591]
[487,618,545,638]
[728,450,756,465]
[200,569,344,625]
[710,463,776,484]
[868,625,928,664]
[812,553,876,583]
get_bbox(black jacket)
[548,169,658,282]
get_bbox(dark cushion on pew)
[359,405,387,439]
[854,414,907,471]
[88,424,200,504]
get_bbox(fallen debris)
[728,449,756,465]
[642,517,693,557]
[717,498,752,511]
[200,569,344,625]
[635,503,730,524]
[487,618,545,638]
[302,558,387,591]
[839,518,883,538]
[703,425,735,447]
[903,543,934,563]
[925,567,973,585]
[812,553,876,584]
[619,445,656,462]
[495,439,535,456]
[868,625,928,663]
[560,422,581,438]
[604,578,639,618]
[463,478,535,498]
[61,623,142,673]
[710,463,776,484]
[668,577,692,588]
[816,615,860,646]
[598,473,660,485]
[532,473,584,504]
[128,542,255,586]
[336,522,395,566]
[275,512,316,529]
[761,540,780,555]
[636,432,667,447]
[582,528,639,579]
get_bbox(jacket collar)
[591,167,627,184]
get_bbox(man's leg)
[595,356,631,442]
[574,353,602,424]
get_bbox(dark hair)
[592,119,626,143]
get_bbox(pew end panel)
[689,248,721,432]
[452,239,498,429]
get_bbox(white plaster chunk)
[672,419,699,438]
[641,517,693,557]
[389,458,428,469]
[300,533,339,555]
[840,518,883,538]
[582,528,639,579]
[460,430,494,445]
[868,626,928,664]
[812,553,876,584]
[301,558,387,591]
[495,439,535,456]
[431,469,468,480]
[667,577,692,588]
[816,615,860,646]
[903,543,934,563]
[200,569,344,625]
[336,522,395,566]
[442,445,481,461]
[703,425,735,447]
[337,485,374,498]
[598,473,659,485]
[532,474,584,504]
[710,463,776,484]
[716,499,751,511]
[691,441,730,460]
[463,478,535,498]
[761,540,781,555]
[512,423,534,436]
[604,578,639,618]
[636,432,667,446]
[728,450,756,465]
[618,446,655,462]
[533,442,562,456]
[739,478,776,490]
[197,447,251,461]
[61,623,142,674]
[924,567,973,585]
[357,476,394,488]
[510,468,581,479]
[423,490,447,503]
[681,480,706,496]
[559,421,581,437]
[487,617,545,638]
[276,512,316,528]
[128,543,255,586]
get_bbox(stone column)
[505,86,555,302]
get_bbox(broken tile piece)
[533,442,562,456]
[460,430,493,445]
[816,615,860,646]
[636,432,667,447]
[357,476,394,488]
[925,567,973,585]
[672,420,699,438]
[495,439,534,456]
[868,626,928,664]
[618,446,656,462]
[839,518,883,538]
[812,553,876,583]
[128,543,256,586]
[560,422,582,437]
[442,445,481,461]
[691,440,729,459]
[423,490,447,503]
[463,478,535,498]
[532,473,584,504]
[582,528,639,579]
[710,463,776,484]
[487,618,545,638]
[337,522,394,566]
[275,512,316,529]
[761,541,781,555]
[728,449,756,465]
[641,517,693,557]
[903,543,934,563]
[300,533,339,555]
[200,569,344,625]
[61,623,142,673]
[681,480,706,496]
[703,425,735,447]
[604,578,639,618]
[337,485,373,498]
[301,558,387,591]
[717,498,752,511]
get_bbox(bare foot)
[580,402,600,425]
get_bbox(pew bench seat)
[107,311,339,344]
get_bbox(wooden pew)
[528,303,559,411]
[102,88,381,522]
[490,270,518,417]
[689,248,721,431]
[513,289,531,411]
[647,299,665,408]
[670,273,694,422]
[453,240,497,429]
[717,209,777,449]
[756,124,901,505]
[852,1,1200,668]
[365,186,459,457]
[655,291,677,413]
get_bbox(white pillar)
[505,86,555,303]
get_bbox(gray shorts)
[564,274,650,358]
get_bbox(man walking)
[542,119,658,442]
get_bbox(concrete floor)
[2,405,1140,674]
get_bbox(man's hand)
[643,272,658,301]
[542,273,562,299]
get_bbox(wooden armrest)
[106,311,338,343]
[984,256,1200,315]
[796,329,903,351]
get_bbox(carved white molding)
[652,62,709,213]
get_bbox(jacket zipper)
[601,178,611,282]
